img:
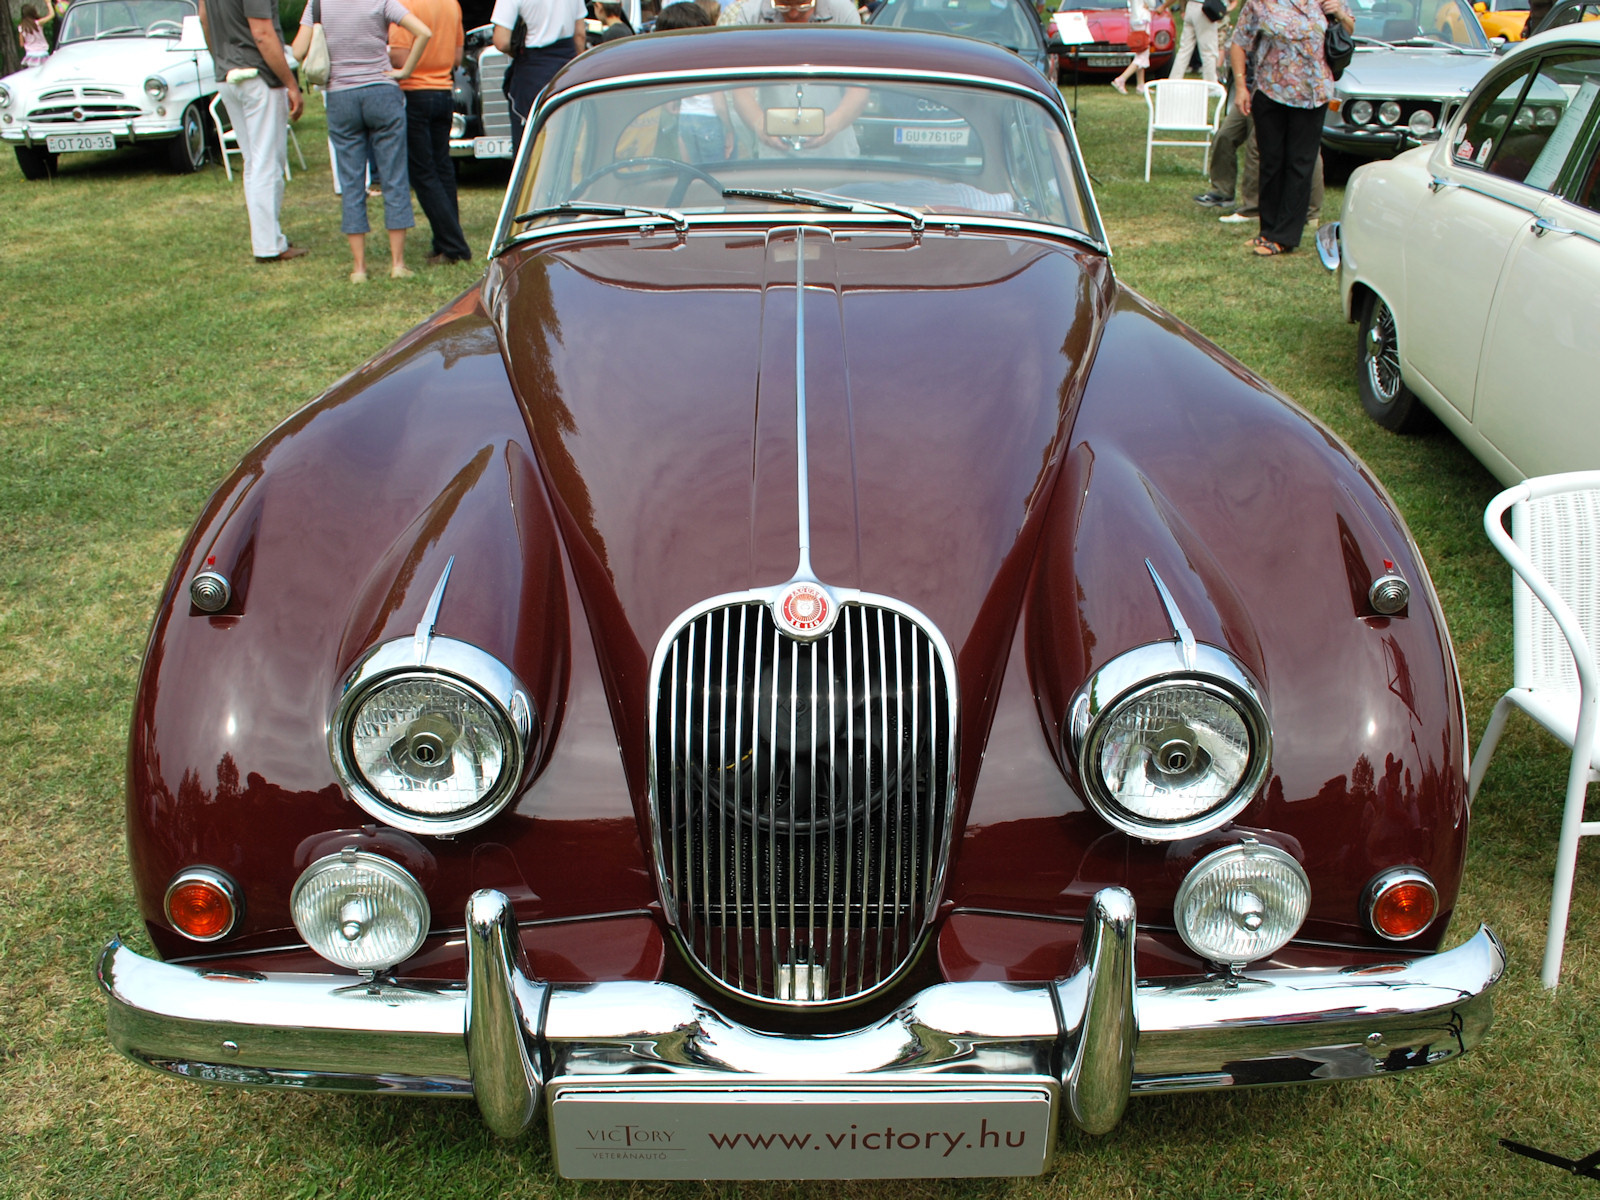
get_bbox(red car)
[1049,0,1177,79]
[99,26,1501,1181]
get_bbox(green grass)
[0,92,1595,1199]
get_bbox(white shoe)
[1218,211,1256,224]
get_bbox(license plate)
[473,136,513,158]
[550,1086,1054,1180]
[46,133,117,153]
[893,126,970,147]
[1085,54,1133,66]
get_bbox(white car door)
[1400,61,1549,420]
[1473,54,1600,480]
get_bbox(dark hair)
[654,1,713,27]
[19,3,41,28]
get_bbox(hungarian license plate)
[893,125,969,147]
[1086,53,1133,66]
[550,1086,1055,1180]
[473,136,513,158]
[46,132,117,153]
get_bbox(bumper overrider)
[99,889,1504,1180]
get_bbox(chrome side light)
[1175,841,1310,968]
[1068,642,1271,841]
[291,850,429,972]
[144,76,169,101]
[164,867,239,941]
[1365,867,1438,941]
[330,637,535,836]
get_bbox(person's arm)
[572,15,586,50]
[812,86,867,147]
[454,24,464,68]
[388,11,431,78]
[250,15,305,119]
[1229,40,1249,114]
[1320,0,1352,32]
[492,23,512,50]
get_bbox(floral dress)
[1229,0,1347,109]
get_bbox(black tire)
[1357,294,1427,432]
[14,144,57,180]
[166,103,207,174]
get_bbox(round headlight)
[331,637,535,835]
[1407,109,1435,136]
[290,850,429,972]
[1348,99,1373,125]
[1377,100,1402,126]
[1069,642,1270,841]
[0,85,12,109]
[1536,106,1560,128]
[144,76,169,100]
[450,111,467,139]
[1153,29,1173,49]
[1175,841,1310,967]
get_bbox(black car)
[452,2,516,160]
[870,0,1057,80]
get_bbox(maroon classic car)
[100,25,1502,1181]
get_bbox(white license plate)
[893,126,970,147]
[550,1086,1054,1180]
[1085,54,1133,66]
[473,136,513,158]
[46,133,117,153]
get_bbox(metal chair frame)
[1143,79,1227,182]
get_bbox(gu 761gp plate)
[46,133,117,153]
[550,1085,1055,1180]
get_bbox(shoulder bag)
[1324,12,1354,80]
[1127,26,1151,51]
[1202,0,1228,22]
[301,0,330,87]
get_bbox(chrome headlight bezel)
[1377,100,1402,126]
[1347,98,1373,126]
[329,637,536,836]
[1068,641,1271,841]
[0,85,12,109]
[144,75,169,101]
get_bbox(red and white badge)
[775,582,834,638]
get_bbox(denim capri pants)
[326,81,415,236]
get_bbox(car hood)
[492,225,1109,686]
[1340,46,1494,95]
[14,38,203,91]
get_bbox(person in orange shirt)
[390,0,471,264]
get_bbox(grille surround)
[648,589,957,1008]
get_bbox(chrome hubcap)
[1365,302,1402,404]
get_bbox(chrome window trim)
[163,866,240,942]
[1363,867,1440,941]
[1067,641,1273,842]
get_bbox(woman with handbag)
[1167,0,1228,82]
[1227,0,1351,256]
[1110,0,1154,95]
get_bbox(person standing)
[390,0,472,265]
[1109,0,1153,95]
[293,0,431,281]
[18,6,49,67]
[1167,0,1220,82]
[1228,0,1350,256]
[716,0,860,26]
[198,0,308,263]
[493,0,587,155]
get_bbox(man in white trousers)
[1167,0,1220,82]
[198,0,309,262]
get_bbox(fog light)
[1366,868,1438,940]
[1378,100,1401,126]
[1175,841,1310,968]
[165,868,239,941]
[290,850,429,972]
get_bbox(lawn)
[0,88,1594,1200]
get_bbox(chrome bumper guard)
[99,888,1504,1139]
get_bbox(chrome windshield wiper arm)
[512,201,687,233]
[722,186,925,232]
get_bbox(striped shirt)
[302,0,415,92]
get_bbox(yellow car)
[1473,0,1529,39]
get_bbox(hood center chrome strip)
[793,227,814,583]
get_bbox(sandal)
[1253,240,1294,256]
[1247,235,1268,247]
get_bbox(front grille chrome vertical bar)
[873,608,890,990]
[767,618,781,1000]
[682,622,698,952]
[716,607,731,982]
[699,618,713,974]
[666,641,681,930]
[787,638,799,988]
[908,614,921,933]
[843,611,857,994]
[807,638,819,995]
[733,605,749,993]
[892,614,906,964]
[823,629,837,991]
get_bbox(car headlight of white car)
[0,84,12,110]
[144,76,169,101]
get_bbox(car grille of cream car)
[652,599,955,1005]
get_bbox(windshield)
[508,77,1094,240]
[57,0,197,43]
[1350,0,1490,47]
[1054,0,1130,11]
[874,0,1043,53]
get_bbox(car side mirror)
[174,13,206,51]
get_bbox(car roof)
[544,25,1063,107]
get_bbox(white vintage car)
[0,0,216,180]
[1326,22,1600,484]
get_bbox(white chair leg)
[1468,693,1515,802]
[288,125,306,172]
[1541,767,1593,988]
[1144,133,1152,182]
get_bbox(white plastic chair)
[1143,79,1227,182]
[1468,471,1600,989]
[208,93,305,183]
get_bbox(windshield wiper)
[512,201,686,233]
[722,186,925,232]
[1390,35,1470,52]
[94,25,140,37]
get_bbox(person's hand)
[386,66,411,79]
[287,81,304,120]
[1236,85,1251,115]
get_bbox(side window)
[1548,0,1600,28]
[1487,54,1600,187]
[1453,66,1534,169]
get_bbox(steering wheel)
[569,157,724,207]
[145,18,182,35]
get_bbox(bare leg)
[389,228,412,279]
[348,232,367,283]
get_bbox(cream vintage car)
[0,0,216,180]
[1324,22,1600,483]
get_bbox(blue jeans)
[326,82,414,235]
[678,113,725,165]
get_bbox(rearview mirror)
[765,107,827,138]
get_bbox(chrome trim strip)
[98,897,1505,1135]
[1144,559,1195,670]
[413,555,454,665]
[794,226,814,580]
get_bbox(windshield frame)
[490,65,1107,257]
[56,0,198,45]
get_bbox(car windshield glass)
[1054,0,1128,11]
[510,77,1093,238]
[57,0,196,42]
[874,0,1042,53]
[1350,0,1489,46]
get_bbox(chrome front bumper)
[100,888,1504,1142]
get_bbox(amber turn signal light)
[1365,869,1438,941]
[164,868,239,941]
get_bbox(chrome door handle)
[1428,176,1458,194]
[1532,216,1576,238]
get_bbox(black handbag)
[1324,15,1354,80]
[1201,0,1227,21]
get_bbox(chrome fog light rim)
[290,850,430,972]
[1068,641,1271,841]
[330,636,535,836]
[1175,840,1311,968]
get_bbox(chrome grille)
[652,599,955,1005]
[477,49,511,140]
